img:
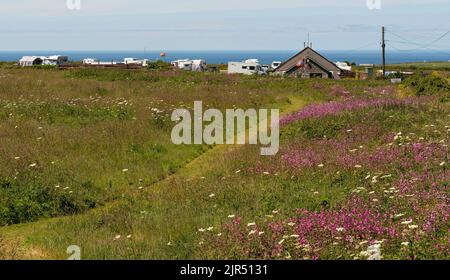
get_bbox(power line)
[426,30,450,47]
[385,29,450,51]
[386,42,450,55]
[386,39,449,50]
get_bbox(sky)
[0,0,449,51]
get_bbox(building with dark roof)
[274,47,342,79]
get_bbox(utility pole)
[382,26,386,76]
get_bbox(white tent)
[19,56,43,67]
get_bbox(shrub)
[0,177,102,226]
[404,74,450,96]
[146,60,172,71]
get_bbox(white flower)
[228,215,235,218]
[366,244,382,260]
[248,230,257,235]
[336,227,345,232]
[209,193,215,198]
[290,234,300,238]
[360,251,370,257]
[440,162,446,166]
[207,227,214,231]
[401,242,410,246]
[408,225,419,230]
[113,235,121,240]
[122,169,129,172]
[29,163,37,167]
[401,219,413,225]
[394,213,405,218]
[127,235,132,239]
[247,222,256,227]
[198,228,206,232]
[287,222,296,227]
[235,170,241,174]
[355,165,363,168]
[278,239,285,245]
[258,231,265,236]
[318,164,324,168]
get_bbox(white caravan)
[83,58,99,65]
[171,59,207,72]
[42,55,68,66]
[228,59,265,75]
[171,59,193,71]
[335,61,352,71]
[124,58,149,66]
[191,59,207,72]
[271,61,282,70]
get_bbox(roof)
[275,47,341,73]
[19,56,42,62]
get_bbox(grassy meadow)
[0,64,448,260]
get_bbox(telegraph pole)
[382,26,386,76]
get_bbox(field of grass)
[386,62,450,71]
[0,66,448,260]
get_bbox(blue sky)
[1,0,449,50]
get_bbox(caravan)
[171,59,207,72]
[124,58,149,66]
[228,59,265,75]
[171,59,193,71]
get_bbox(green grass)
[0,67,447,260]
[386,61,450,71]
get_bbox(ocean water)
[1,50,449,65]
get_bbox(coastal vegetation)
[0,65,448,260]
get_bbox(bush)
[0,177,102,226]
[146,60,172,71]
[404,74,450,96]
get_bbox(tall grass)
[3,67,445,260]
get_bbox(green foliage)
[0,176,102,226]
[64,68,158,82]
[404,74,450,96]
[1,66,447,260]
[146,60,172,71]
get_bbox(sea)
[1,50,449,65]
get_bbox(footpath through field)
[0,95,307,259]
